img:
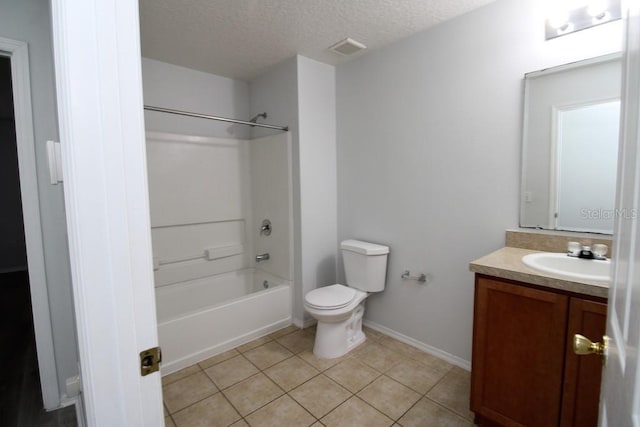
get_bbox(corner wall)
[250,57,304,323]
[336,0,621,363]
[297,56,338,325]
[250,56,337,326]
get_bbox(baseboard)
[0,266,27,274]
[60,394,85,427]
[363,320,471,371]
[292,316,317,329]
[301,318,317,329]
[292,317,304,328]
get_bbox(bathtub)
[156,268,292,374]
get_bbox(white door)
[50,0,164,425]
[600,2,640,426]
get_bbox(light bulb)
[587,0,609,17]
[557,22,575,35]
[549,9,570,29]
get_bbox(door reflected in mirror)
[520,53,622,234]
[555,100,620,233]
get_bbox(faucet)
[567,242,608,260]
[577,246,595,259]
[255,253,270,262]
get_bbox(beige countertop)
[469,247,609,299]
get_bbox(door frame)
[0,36,60,410]
[50,0,163,425]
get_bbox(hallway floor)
[162,325,473,426]
[0,271,77,427]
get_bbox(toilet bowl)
[304,240,389,359]
[304,284,368,358]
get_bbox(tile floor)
[162,325,474,427]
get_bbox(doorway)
[0,55,75,426]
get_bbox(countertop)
[469,247,609,299]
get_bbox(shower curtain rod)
[144,105,289,131]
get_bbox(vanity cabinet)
[471,274,606,427]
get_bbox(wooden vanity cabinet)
[471,274,606,427]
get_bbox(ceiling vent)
[329,38,367,56]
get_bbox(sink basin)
[522,252,611,283]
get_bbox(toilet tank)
[341,240,389,292]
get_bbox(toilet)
[304,239,389,359]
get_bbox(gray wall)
[336,0,621,363]
[142,57,251,139]
[250,56,338,326]
[1,0,77,402]
[249,58,303,323]
[297,56,337,325]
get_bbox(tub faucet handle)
[256,253,270,262]
[260,219,272,236]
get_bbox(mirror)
[520,53,622,234]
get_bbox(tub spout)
[255,253,270,262]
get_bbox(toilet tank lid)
[341,239,389,255]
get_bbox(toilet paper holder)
[401,270,427,283]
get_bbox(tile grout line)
[286,372,354,421]
[422,395,474,423]
[410,365,460,422]
[423,368,474,422]
[241,334,345,426]
[162,327,310,424]
[216,388,244,426]
[163,371,218,416]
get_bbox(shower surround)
[146,131,293,374]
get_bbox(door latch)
[139,347,162,376]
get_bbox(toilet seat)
[305,284,356,310]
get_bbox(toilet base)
[312,302,366,359]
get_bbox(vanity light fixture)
[545,0,621,40]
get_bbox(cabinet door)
[471,276,569,426]
[560,298,607,427]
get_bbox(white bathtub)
[156,268,292,374]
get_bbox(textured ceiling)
[139,0,496,81]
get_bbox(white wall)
[146,133,251,287]
[336,0,621,363]
[145,130,293,289]
[142,58,251,139]
[1,0,78,403]
[142,60,295,305]
[297,56,338,325]
[141,59,255,289]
